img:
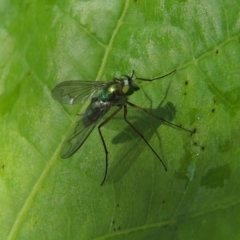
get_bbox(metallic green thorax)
[99,75,140,104]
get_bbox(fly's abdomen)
[82,98,111,127]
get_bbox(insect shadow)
[106,82,188,183]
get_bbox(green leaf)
[1,0,240,239]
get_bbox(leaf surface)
[1,1,240,239]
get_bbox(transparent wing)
[51,80,108,104]
[60,101,111,158]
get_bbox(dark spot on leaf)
[212,108,215,113]
[185,80,188,85]
[201,146,205,151]
[216,49,219,54]
[191,128,197,135]
[201,164,231,189]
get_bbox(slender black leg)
[98,106,122,186]
[136,69,176,81]
[123,105,167,171]
[126,101,195,134]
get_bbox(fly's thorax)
[122,76,140,96]
[99,76,140,103]
[100,82,122,102]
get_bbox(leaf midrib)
[7,1,131,239]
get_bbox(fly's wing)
[51,80,108,104]
[60,101,111,158]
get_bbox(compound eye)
[122,85,130,94]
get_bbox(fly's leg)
[135,69,176,81]
[126,101,195,134]
[98,106,122,186]
[123,105,167,171]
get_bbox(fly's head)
[121,75,140,96]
